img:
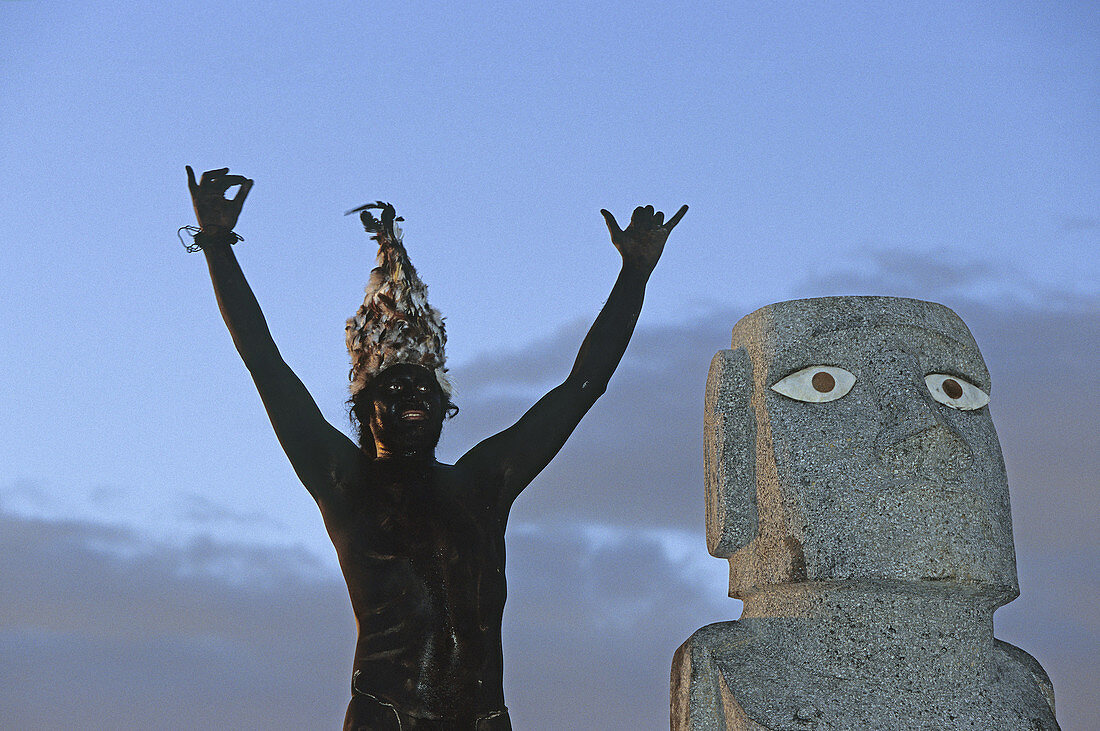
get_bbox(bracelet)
[178,226,243,253]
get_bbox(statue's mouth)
[401,409,428,422]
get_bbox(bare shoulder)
[300,438,366,514]
[439,459,507,511]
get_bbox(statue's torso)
[324,461,509,720]
[674,620,1060,730]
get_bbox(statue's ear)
[704,348,757,557]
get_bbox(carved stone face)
[706,297,1018,604]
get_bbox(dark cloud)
[504,522,734,729]
[794,246,1098,311]
[4,506,1093,729]
[438,250,1100,727]
[5,250,1096,728]
[177,491,287,530]
[1062,216,1099,232]
[444,292,1100,551]
[440,315,722,531]
[0,510,353,730]
[0,508,732,729]
[996,547,1100,731]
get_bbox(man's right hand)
[186,166,254,234]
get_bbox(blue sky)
[2,1,1097,728]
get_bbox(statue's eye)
[771,366,856,403]
[925,374,989,410]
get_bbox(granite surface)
[674,297,1058,730]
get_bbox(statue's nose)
[868,349,973,478]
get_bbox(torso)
[323,459,509,720]
[679,621,1059,730]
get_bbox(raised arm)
[187,167,360,504]
[456,204,687,504]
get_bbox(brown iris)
[811,371,835,393]
[942,378,963,400]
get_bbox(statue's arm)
[456,204,687,505]
[188,168,360,505]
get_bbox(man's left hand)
[601,204,688,273]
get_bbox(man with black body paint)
[186,166,686,729]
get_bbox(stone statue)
[185,167,687,729]
[672,296,1058,730]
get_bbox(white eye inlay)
[771,366,856,403]
[925,374,989,410]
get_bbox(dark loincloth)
[344,672,511,730]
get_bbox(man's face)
[367,363,445,457]
[727,297,1018,600]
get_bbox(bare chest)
[327,473,509,641]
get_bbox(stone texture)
[674,296,1058,730]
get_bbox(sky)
[1,0,1097,728]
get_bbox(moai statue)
[671,296,1058,730]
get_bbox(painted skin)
[339,364,508,721]
[187,166,686,728]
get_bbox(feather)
[345,202,450,395]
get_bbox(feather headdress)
[344,202,451,396]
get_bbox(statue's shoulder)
[676,620,758,668]
[673,621,775,730]
[993,638,1058,721]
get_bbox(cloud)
[443,289,1100,551]
[4,504,1093,729]
[0,509,353,730]
[0,507,734,730]
[996,547,1100,731]
[5,248,1097,728]
[794,246,1100,310]
[503,521,735,729]
[440,249,1100,727]
[1062,216,1099,232]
